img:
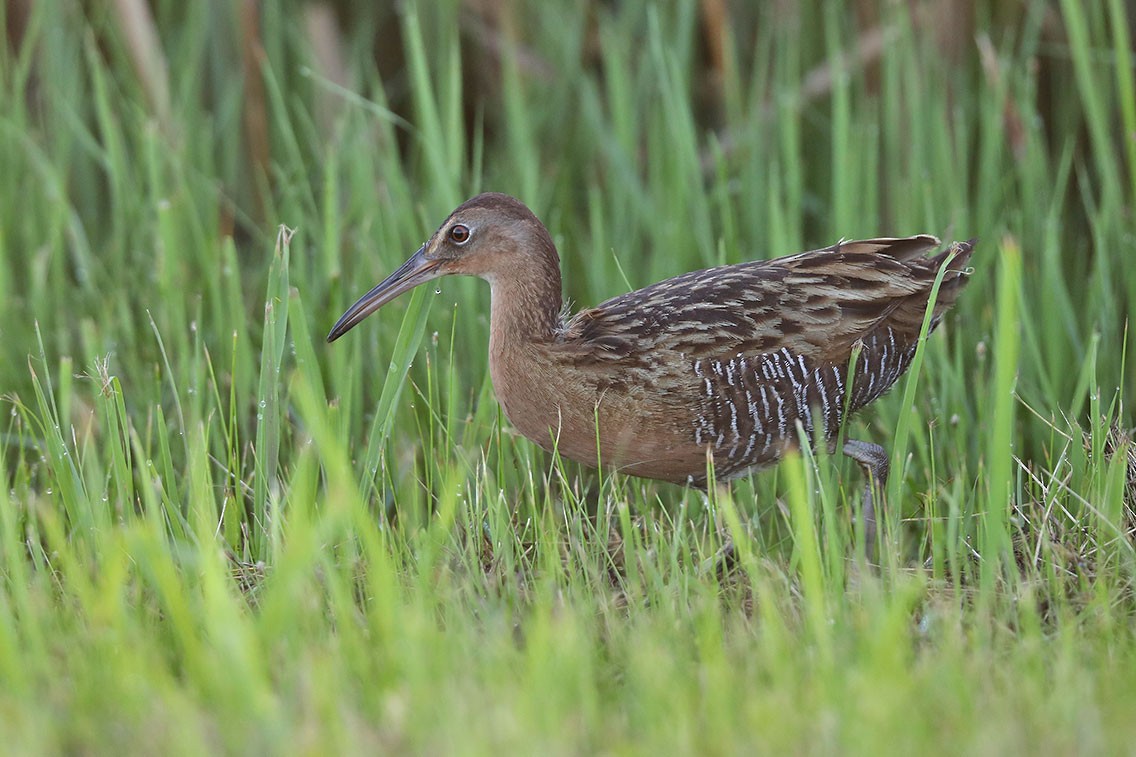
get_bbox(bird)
[328,192,975,552]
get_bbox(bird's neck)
[485,254,564,358]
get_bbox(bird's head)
[327,192,557,342]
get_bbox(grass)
[2,0,1135,752]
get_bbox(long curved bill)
[327,246,443,342]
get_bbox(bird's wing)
[559,236,973,364]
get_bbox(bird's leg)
[842,440,889,562]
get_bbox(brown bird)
[329,192,974,549]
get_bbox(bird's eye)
[449,224,471,244]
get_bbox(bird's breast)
[487,342,707,482]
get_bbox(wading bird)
[329,193,974,552]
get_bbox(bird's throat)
[485,260,564,349]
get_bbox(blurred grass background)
[1,0,1135,752]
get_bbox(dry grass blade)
[239,0,269,222]
[110,0,171,132]
[304,3,350,135]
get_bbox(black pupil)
[451,225,468,242]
